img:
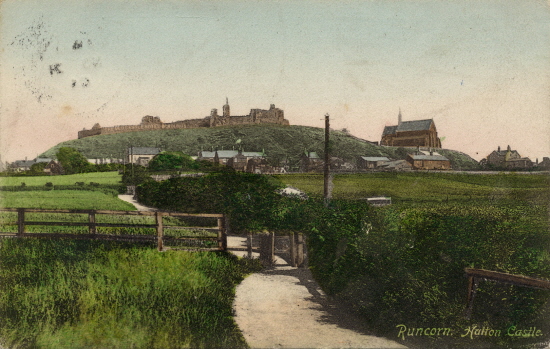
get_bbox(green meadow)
[0,176,257,348]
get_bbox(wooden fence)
[464,268,550,319]
[0,208,227,252]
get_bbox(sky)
[1,0,549,163]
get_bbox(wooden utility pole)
[324,113,331,204]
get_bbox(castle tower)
[398,108,402,125]
[223,97,230,117]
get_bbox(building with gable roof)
[126,147,161,166]
[482,145,533,169]
[380,110,442,148]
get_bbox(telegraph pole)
[324,113,331,204]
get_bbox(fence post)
[88,211,96,235]
[17,208,25,235]
[156,212,164,252]
[247,232,253,258]
[289,232,296,267]
[296,233,304,267]
[218,216,227,251]
[259,231,274,266]
[464,276,479,319]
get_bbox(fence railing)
[464,268,550,319]
[0,208,227,252]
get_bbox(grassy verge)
[0,238,259,348]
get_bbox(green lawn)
[0,172,122,186]
[0,190,135,210]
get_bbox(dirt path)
[117,194,157,211]
[228,237,406,349]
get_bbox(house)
[300,152,323,172]
[126,147,161,166]
[357,156,390,170]
[535,157,550,170]
[483,145,533,169]
[196,149,267,172]
[380,110,441,148]
[43,160,64,175]
[406,152,451,170]
[378,160,413,171]
[10,159,36,172]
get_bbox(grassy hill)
[40,125,479,170]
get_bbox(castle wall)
[78,104,289,139]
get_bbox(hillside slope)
[40,125,479,170]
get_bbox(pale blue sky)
[1,0,549,162]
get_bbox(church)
[380,110,442,148]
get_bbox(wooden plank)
[163,226,219,231]
[5,233,157,240]
[465,268,550,290]
[0,208,223,218]
[156,211,164,252]
[24,222,157,228]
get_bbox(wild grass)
[0,238,258,348]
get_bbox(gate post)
[289,232,296,267]
[259,231,274,266]
[296,233,304,267]
[247,232,253,258]
[156,212,164,252]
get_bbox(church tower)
[398,108,402,125]
[223,97,230,117]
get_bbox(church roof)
[396,119,434,132]
[382,125,398,135]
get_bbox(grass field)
[276,172,550,205]
[0,172,122,186]
[0,190,135,210]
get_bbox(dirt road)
[229,237,406,349]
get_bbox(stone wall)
[78,104,289,139]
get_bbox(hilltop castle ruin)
[78,99,289,139]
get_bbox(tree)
[56,147,91,174]
[148,151,197,172]
[29,162,47,175]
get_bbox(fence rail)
[0,208,227,252]
[464,268,550,319]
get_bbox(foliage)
[38,124,480,170]
[121,165,151,186]
[148,151,198,172]
[137,170,284,233]
[304,202,550,348]
[0,239,258,348]
[56,147,92,175]
[29,162,47,175]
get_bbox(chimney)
[498,146,501,152]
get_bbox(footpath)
[118,196,406,348]
[228,236,406,349]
